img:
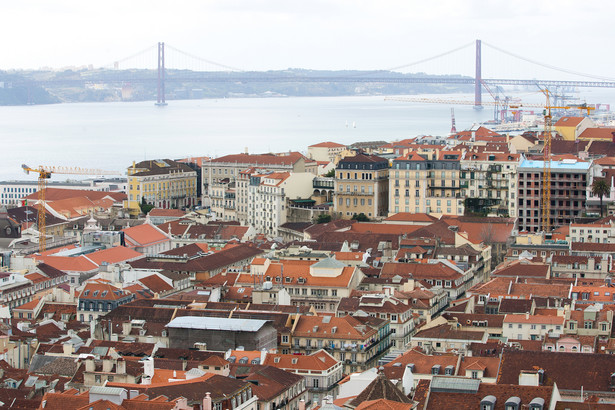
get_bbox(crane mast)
[22,164,120,253]
[541,90,553,232]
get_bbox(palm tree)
[591,179,611,217]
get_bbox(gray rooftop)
[430,376,481,393]
[313,257,346,269]
[166,316,269,332]
[89,386,127,395]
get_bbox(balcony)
[339,191,372,196]
[313,177,335,189]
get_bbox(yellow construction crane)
[21,164,120,253]
[539,89,595,232]
[386,93,596,232]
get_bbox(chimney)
[299,399,306,410]
[116,358,126,374]
[588,257,596,271]
[62,343,73,355]
[102,357,113,373]
[85,358,95,372]
[203,392,212,410]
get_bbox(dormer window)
[431,365,440,375]
[529,397,545,409]
[480,395,497,410]
[505,396,521,410]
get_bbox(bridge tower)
[474,39,482,110]
[156,42,167,106]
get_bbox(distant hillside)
[0,68,473,105]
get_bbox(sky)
[3,1,615,81]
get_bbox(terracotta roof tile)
[86,246,143,265]
[122,223,170,247]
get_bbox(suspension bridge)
[16,40,615,106]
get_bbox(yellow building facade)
[334,153,389,219]
[126,159,197,216]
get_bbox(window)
[471,371,478,379]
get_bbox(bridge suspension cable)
[101,44,158,69]
[164,44,244,72]
[483,41,615,82]
[338,41,475,79]
[384,41,475,72]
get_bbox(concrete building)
[0,178,127,208]
[334,153,389,219]
[126,159,197,216]
[517,158,591,232]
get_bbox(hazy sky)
[3,1,614,80]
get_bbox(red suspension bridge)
[22,40,615,106]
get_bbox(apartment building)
[460,152,520,217]
[337,294,415,350]
[334,152,389,219]
[202,152,309,204]
[569,222,615,243]
[246,171,315,236]
[77,279,135,322]
[389,150,463,217]
[245,257,365,313]
[209,179,237,222]
[502,314,564,341]
[126,159,197,216]
[517,158,591,232]
[291,315,391,374]
[308,141,346,163]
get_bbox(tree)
[352,213,369,222]
[316,214,332,224]
[592,179,611,217]
[139,197,155,215]
[324,168,336,178]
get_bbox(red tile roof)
[555,116,586,127]
[138,275,173,294]
[148,208,187,217]
[309,141,346,148]
[35,255,98,273]
[123,223,170,247]
[79,279,132,301]
[86,246,143,265]
[210,152,306,166]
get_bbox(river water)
[2,90,614,180]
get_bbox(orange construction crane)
[21,164,120,252]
